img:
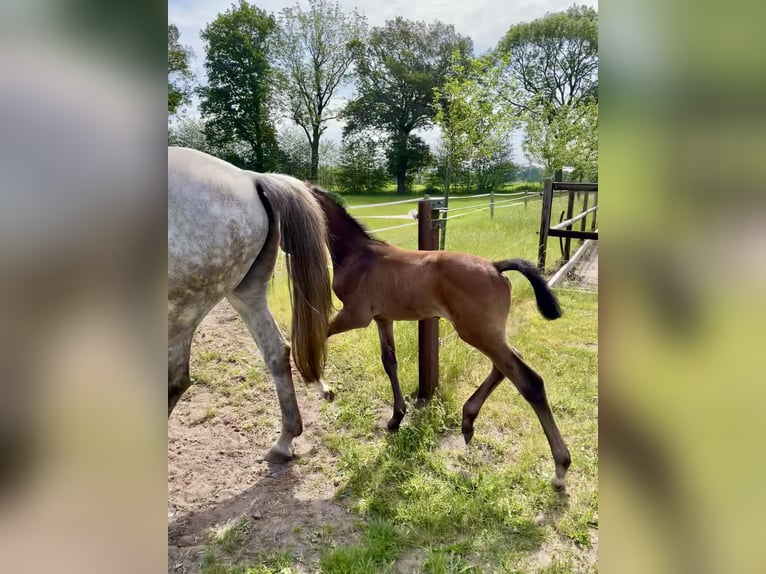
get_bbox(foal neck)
[311,189,380,268]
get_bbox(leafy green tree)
[276,125,311,179]
[169,115,256,166]
[496,5,598,176]
[434,54,516,196]
[471,142,518,193]
[198,1,281,171]
[385,134,432,193]
[523,99,597,179]
[272,0,366,180]
[496,5,597,112]
[168,115,209,150]
[337,130,390,194]
[344,17,472,194]
[168,24,194,114]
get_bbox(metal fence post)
[417,198,441,401]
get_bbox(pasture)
[168,191,598,573]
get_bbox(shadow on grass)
[332,401,559,563]
[168,461,358,572]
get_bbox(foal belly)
[375,300,450,322]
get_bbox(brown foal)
[311,187,571,489]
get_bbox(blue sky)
[168,0,598,162]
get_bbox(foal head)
[308,186,382,265]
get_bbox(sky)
[168,0,598,163]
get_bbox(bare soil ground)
[168,302,358,573]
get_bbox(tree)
[337,130,390,194]
[316,139,341,190]
[344,17,472,194]
[434,54,516,196]
[168,24,194,114]
[277,124,312,179]
[568,99,598,181]
[496,5,598,176]
[470,141,518,193]
[385,134,432,193]
[272,0,366,180]
[168,115,209,151]
[496,5,597,113]
[522,99,597,179]
[198,1,281,171]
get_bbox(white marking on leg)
[313,379,335,402]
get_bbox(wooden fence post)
[440,157,451,250]
[490,188,495,219]
[537,178,553,271]
[417,199,440,401]
[580,191,590,244]
[563,190,575,261]
[591,191,598,232]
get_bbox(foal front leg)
[375,318,406,431]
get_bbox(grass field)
[176,190,598,573]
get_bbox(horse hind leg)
[168,328,194,416]
[490,344,571,490]
[454,318,570,489]
[228,231,307,464]
[461,366,504,444]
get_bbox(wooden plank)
[580,191,590,238]
[548,229,599,240]
[417,199,440,401]
[550,205,599,230]
[552,182,598,192]
[537,178,553,271]
[548,239,595,288]
[564,190,575,261]
[591,192,598,232]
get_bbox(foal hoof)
[462,428,475,445]
[551,475,567,491]
[264,444,293,464]
[386,417,403,432]
[323,388,335,402]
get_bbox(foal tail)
[493,258,562,320]
[254,174,332,383]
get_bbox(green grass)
[197,190,597,572]
[200,548,296,574]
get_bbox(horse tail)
[254,175,331,383]
[493,258,562,320]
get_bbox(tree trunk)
[395,132,409,195]
[310,125,321,181]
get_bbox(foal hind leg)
[227,288,302,464]
[375,318,406,431]
[461,366,504,444]
[490,344,571,489]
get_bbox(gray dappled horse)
[168,147,333,463]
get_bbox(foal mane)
[310,186,385,245]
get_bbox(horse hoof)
[551,475,567,491]
[323,389,335,402]
[386,417,402,431]
[264,444,293,464]
[462,429,474,444]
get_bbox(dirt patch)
[168,301,358,573]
